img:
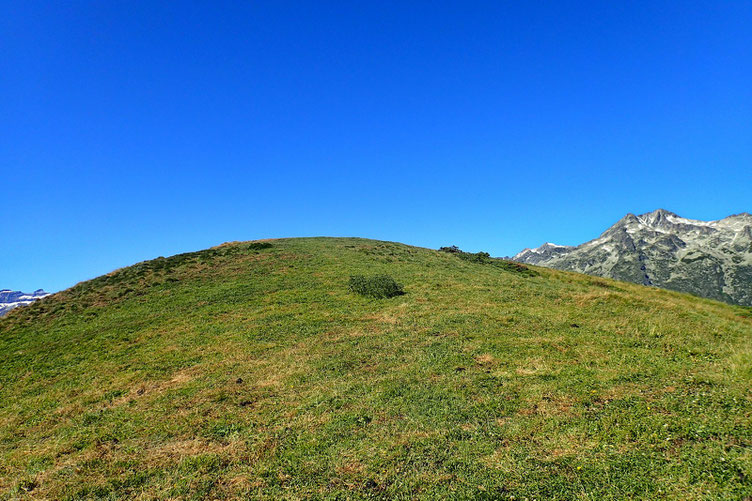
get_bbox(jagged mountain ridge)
[513,209,752,306]
[0,289,50,317]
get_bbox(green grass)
[1,237,751,499]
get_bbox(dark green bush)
[439,245,492,263]
[246,242,273,250]
[494,260,537,276]
[438,245,461,254]
[349,275,404,299]
[439,245,537,276]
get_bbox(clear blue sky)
[3,1,751,292]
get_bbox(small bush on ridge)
[439,246,492,264]
[439,245,537,276]
[438,245,461,254]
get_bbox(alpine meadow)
[2,238,751,499]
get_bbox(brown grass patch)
[335,460,365,477]
[363,312,402,325]
[474,353,495,365]
[572,290,616,307]
[227,474,252,491]
[517,395,578,417]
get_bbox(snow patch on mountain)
[512,242,575,265]
[0,289,50,317]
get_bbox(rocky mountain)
[512,209,752,306]
[511,242,574,265]
[0,289,50,317]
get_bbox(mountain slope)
[1,238,751,499]
[513,209,752,305]
[0,289,49,317]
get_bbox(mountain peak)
[642,208,677,217]
[513,210,752,306]
[539,242,567,249]
[511,242,574,264]
[637,209,679,227]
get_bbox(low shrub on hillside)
[439,245,537,276]
[438,245,461,254]
[246,242,273,250]
[349,274,404,299]
[494,260,537,275]
[440,246,492,263]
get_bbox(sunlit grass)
[1,237,751,499]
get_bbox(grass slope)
[1,237,751,500]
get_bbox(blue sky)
[2,1,751,292]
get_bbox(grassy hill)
[1,237,751,500]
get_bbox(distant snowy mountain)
[511,242,574,265]
[512,209,752,306]
[0,289,50,317]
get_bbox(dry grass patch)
[474,353,496,365]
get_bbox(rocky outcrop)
[513,209,752,306]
